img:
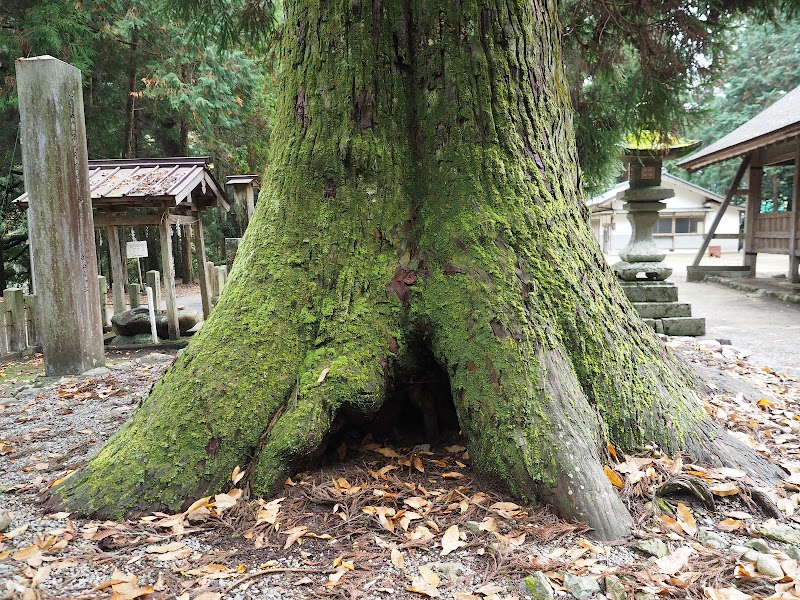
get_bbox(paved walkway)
[606,252,800,378]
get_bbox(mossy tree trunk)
[52,0,782,539]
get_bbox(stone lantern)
[613,135,701,281]
[613,133,706,337]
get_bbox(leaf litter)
[1,339,800,598]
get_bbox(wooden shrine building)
[17,157,230,339]
[678,86,800,282]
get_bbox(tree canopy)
[562,0,800,194]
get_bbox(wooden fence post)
[128,283,141,308]
[4,288,26,353]
[215,266,228,298]
[16,55,104,374]
[207,261,218,304]
[98,276,108,327]
[0,298,7,355]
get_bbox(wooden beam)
[760,139,798,167]
[245,186,255,222]
[95,213,161,227]
[159,212,180,339]
[692,155,750,267]
[167,214,198,226]
[191,211,212,319]
[752,232,791,240]
[92,199,172,210]
[744,164,763,276]
[93,212,198,227]
[106,226,127,313]
[709,233,745,240]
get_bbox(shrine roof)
[16,157,230,212]
[679,86,800,172]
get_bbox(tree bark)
[51,0,783,540]
[122,29,138,160]
[0,241,6,292]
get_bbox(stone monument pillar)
[613,136,706,337]
[16,56,105,374]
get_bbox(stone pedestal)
[619,281,705,336]
[613,188,674,281]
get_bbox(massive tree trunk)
[52,0,782,539]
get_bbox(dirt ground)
[2,338,800,599]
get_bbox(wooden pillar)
[245,186,255,222]
[24,294,39,347]
[224,237,241,272]
[107,226,127,313]
[744,164,762,277]
[789,140,800,283]
[159,213,180,339]
[16,56,104,374]
[208,261,219,303]
[191,212,212,319]
[231,183,256,232]
[0,298,7,356]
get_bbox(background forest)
[0,0,277,288]
[0,0,798,287]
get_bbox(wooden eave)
[679,124,800,173]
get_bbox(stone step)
[640,316,706,337]
[619,281,679,303]
[686,265,752,282]
[662,317,705,337]
[632,302,692,319]
[641,318,663,334]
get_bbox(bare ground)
[1,338,800,600]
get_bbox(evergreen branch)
[1,234,28,252]
[161,0,278,48]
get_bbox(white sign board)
[126,240,148,259]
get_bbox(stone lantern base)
[613,261,673,281]
[619,281,705,336]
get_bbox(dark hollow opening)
[378,346,459,444]
[308,343,460,467]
